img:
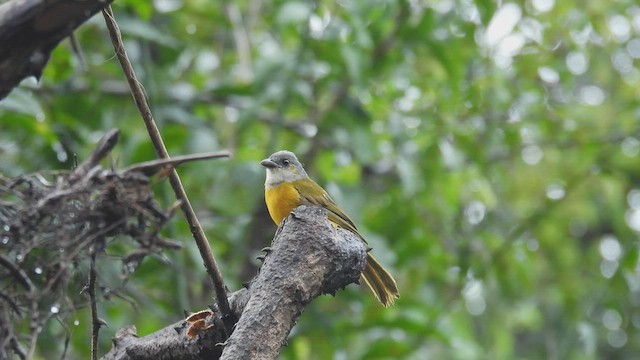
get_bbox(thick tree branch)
[220,205,367,359]
[0,0,114,99]
[103,205,368,360]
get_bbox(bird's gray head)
[260,150,309,186]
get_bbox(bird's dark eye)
[282,159,291,166]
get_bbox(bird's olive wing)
[293,179,365,241]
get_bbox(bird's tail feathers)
[362,253,399,307]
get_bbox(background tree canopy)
[2,0,640,358]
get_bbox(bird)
[260,150,399,307]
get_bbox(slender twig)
[26,295,40,359]
[101,6,234,332]
[0,254,34,291]
[89,251,99,360]
[67,129,119,184]
[9,336,26,360]
[55,315,72,360]
[60,334,71,360]
[69,32,88,72]
[0,291,20,314]
[122,151,230,176]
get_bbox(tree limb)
[220,205,367,359]
[103,205,368,360]
[0,0,114,99]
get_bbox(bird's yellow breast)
[265,182,301,225]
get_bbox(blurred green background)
[2,0,640,358]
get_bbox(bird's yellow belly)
[265,183,300,225]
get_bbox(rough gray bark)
[220,206,367,360]
[102,206,368,360]
[101,289,250,360]
[0,0,114,99]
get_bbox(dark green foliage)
[1,0,639,358]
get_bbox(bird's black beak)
[260,158,278,168]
